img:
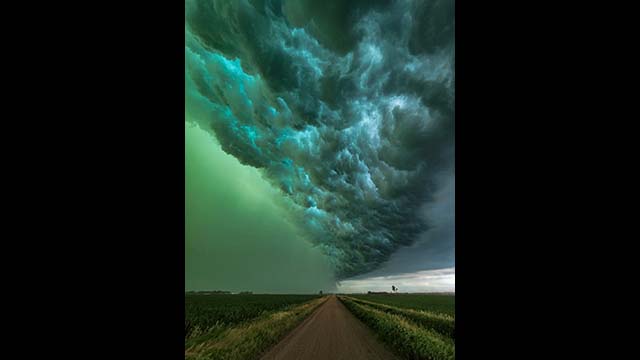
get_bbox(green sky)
[185,120,336,293]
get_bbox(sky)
[186,121,336,293]
[185,0,454,293]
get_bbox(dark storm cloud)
[348,173,455,278]
[185,0,454,279]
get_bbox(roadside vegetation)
[340,295,455,360]
[185,294,326,360]
[349,293,455,316]
[185,294,320,339]
[346,297,454,339]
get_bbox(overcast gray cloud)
[354,173,454,278]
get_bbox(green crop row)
[347,297,455,340]
[348,293,455,316]
[340,296,454,360]
[185,294,319,339]
[186,296,327,360]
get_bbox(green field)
[185,293,454,359]
[185,293,319,339]
[340,294,455,360]
[348,293,455,316]
[185,294,325,360]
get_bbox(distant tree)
[319,290,323,295]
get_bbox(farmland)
[185,294,325,360]
[185,293,320,338]
[184,293,455,360]
[339,294,455,360]
[348,293,455,316]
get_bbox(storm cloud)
[185,0,454,279]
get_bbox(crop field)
[348,293,455,316]
[185,294,319,338]
[185,294,325,360]
[340,294,455,360]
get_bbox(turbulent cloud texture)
[185,0,454,279]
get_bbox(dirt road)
[261,295,398,360]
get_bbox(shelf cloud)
[185,0,454,280]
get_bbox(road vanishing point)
[261,295,398,360]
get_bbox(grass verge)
[346,297,454,340]
[340,296,454,360]
[185,296,327,360]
